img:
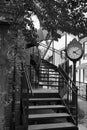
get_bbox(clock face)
[66,46,83,61]
[66,38,83,61]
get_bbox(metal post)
[11,65,16,130]
[76,86,78,126]
[72,61,78,125]
[58,73,60,94]
[65,33,69,102]
[20,63,23,125]
[52,41,55,64]
[47,68,49,89]
[86,83,87,101]
[72,62,76,105]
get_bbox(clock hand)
[75,48,80,52]
[73,51,79,55]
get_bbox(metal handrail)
[58,66,77,96]
[59,65,87,101]
[42,59,78,125]
[42,40,54,59]
[76,81,87,100]
[20,64,30,128]
[24,65,33,94]
[59,65,78,90]
[39,42,66,58]
[58,65,78,125]
[41,59,77,94]
[41,58,78,96]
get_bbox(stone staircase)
[28,59,78,130]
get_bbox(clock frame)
[66,38,84,62]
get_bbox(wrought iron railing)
[30,63,39,89]
[20,64,29,130]
[29,40,79,125]
[30,46,41,89]
[59,60,87,101]
[58,65,78,126]
[29,42,68,90]
[40,59,78,125]
[24,65,33,94]
[39,59,59,90]
[76,81,87,101]
[39,42,66,66]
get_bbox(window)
[83,42,87,59]
[83,69,87,82]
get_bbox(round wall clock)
[66,38,84,62]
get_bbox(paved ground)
[78,99,87,130]
[79,124,87,130]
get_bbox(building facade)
[40,32,87,83]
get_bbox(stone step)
[29,122,78,130]
[29,98,61,102]
[39,73,59,75]
[29,113,70,120]
[39,79,58,83]
[29,105,65,110]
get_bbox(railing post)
[66,60,69,103]
[86,83,87,101]
[20,63,23,125]
[58,73,61,94]
[76,86,78,126]
[10,65,16,130]
[47,68,49,89]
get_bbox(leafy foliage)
[1,0,87,42]
[34,0,87,38]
